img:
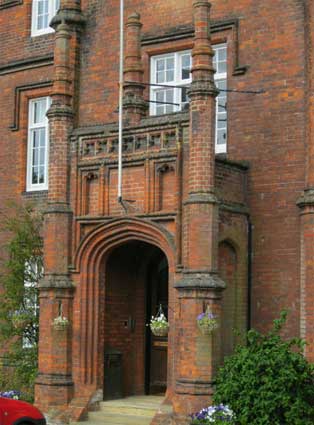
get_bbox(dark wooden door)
[146,255,168,394]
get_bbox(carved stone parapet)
[174,271,225,290]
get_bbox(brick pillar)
[173,0,225,416]
[297,0,314,361]
[123,12,147,125]
[35,0,85,414]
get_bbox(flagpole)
[118,0,124,203]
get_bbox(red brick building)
[0,0,313,422]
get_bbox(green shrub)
[213,312,314,424]
[0,202,43,402]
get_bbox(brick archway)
[71,218,176,393]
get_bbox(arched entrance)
[103,241,169,399]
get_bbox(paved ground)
[71,395,167,425]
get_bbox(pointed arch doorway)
[103,240,168,399]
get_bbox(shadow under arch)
[73,217,176,274]
[71,217,176,389]
[218,238,247,360]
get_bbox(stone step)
[99,396,164,416]
[71,395,168,425]
[84,412,153,425]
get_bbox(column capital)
[174,271,226,291]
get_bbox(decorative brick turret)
[35,0,85,416]
[297,0,314,362]
[123,12,147,125]
[173,0,225,416]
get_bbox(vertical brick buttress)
[297,0,314,361]
[34,0,85,415]
[172,0,225,417]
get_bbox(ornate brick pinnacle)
[124,11,147,124]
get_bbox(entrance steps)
[72,395,169,425]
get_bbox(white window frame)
[31,0,60,37]
[150,44,228,154]
[26,97,50,192]
[150,50,192,116]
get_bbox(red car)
[0,397,46,425]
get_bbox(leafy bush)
[0,202,43,402]
[213,311,314,425]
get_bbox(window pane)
[218,47,227,61]
[217,61,227,74]
[157,59,165,71]
[165,89,174,103]
[32,168,39,184]
[40,148,45,165]
[181,54,191,80]
[39,128,46,147]
[55,0,60,12]
[166,70,174,81]
[32,130,38,148]
[157,71,165,84]
[39,167,45,183]
[166,57,174,70]
[181,87,188,104]
[33,149,39,167]
[33,99,46,124]
[217,129,227,145]
[217,115,227,129]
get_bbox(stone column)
[297,0,314,361]
[35,0,85,415]
[123,12,147,125]
[173,0,225,416]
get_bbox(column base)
[35,373,74,414]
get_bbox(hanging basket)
[52,315,69,330]
[150,323,169,337]
[197,319,218,336]
[148,304,169,337]
[197,307,218,336]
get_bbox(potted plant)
[197,307,218,336]
[148,306,169,337]
[191,404,234,424]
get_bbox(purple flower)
[197,313,205,320]
[0,390,20,399]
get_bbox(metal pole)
[118,0,124,202]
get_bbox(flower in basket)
[197,310,218,335]
[148,312,169,337]
[191,404,234,424]
[0,390,20,400]
[52,315,69,329]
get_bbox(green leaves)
[213,313,314,424]
[0,202,43,401]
